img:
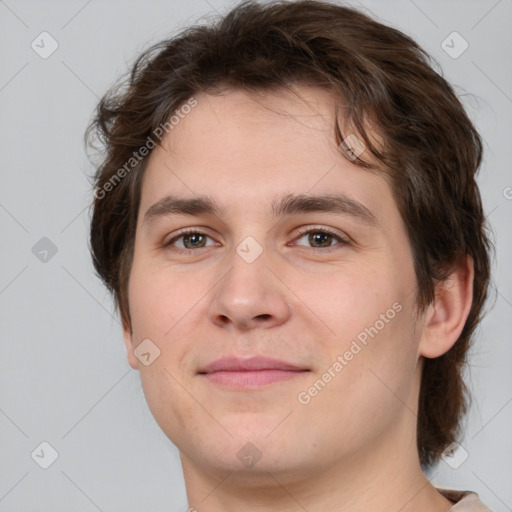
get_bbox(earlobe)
[122,321,139,370]
[419,255,474,359]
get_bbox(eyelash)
[291,226,349,252]
[162,226,349,254]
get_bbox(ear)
[122,319,139,370]
[418,254,474,359]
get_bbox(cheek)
[292,262,401,344]
[127,258,201,439]
[298,307,419,446]
[295,260,419,392]
[127,256,201,339]
[137,362,201,448]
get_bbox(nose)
[207,245,292,332]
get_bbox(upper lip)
[198,356,308,374]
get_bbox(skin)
[122,85,474,512]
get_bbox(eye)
[162,226,348,253]
[292,227,348,250]
[164,229,218,251]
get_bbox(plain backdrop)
[0,0,511,510]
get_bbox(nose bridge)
[208,235,291,329]
[229,235,268,299]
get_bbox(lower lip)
[202,369,308,388]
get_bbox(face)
[123,86,425,483]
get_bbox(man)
[87,1,493,510]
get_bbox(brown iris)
[308,232,333,248]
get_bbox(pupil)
[185,234,205,248]
[309,232,331,247]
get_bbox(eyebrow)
[143,193,378,227]
[272,193,378,226]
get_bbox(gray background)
[0,0,511,510]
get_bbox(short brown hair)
[86,0,492,468]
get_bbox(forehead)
[139,85,394,221]
[163,86,340,159]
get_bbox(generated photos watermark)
[297,301,403,404]
[94,97,198,200]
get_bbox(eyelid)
[290,225,350,248]
[162,225,350,252]
[162,227,219,249]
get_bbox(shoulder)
[436,487,493,511]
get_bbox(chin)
[181,429,305,476]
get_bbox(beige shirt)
[437,488,493,511]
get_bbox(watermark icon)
[31,31,59,59]
[31,441,59,469]
[94,97,198,200]
[236,236,264,263]
[338,134,365,161]
[297,301,403,404]
[441,31,468,59]
[441,442,469,469]
[236,441,262,468]
[503,186,512,200]
[134,338,161,366]
[32,237,58,263]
